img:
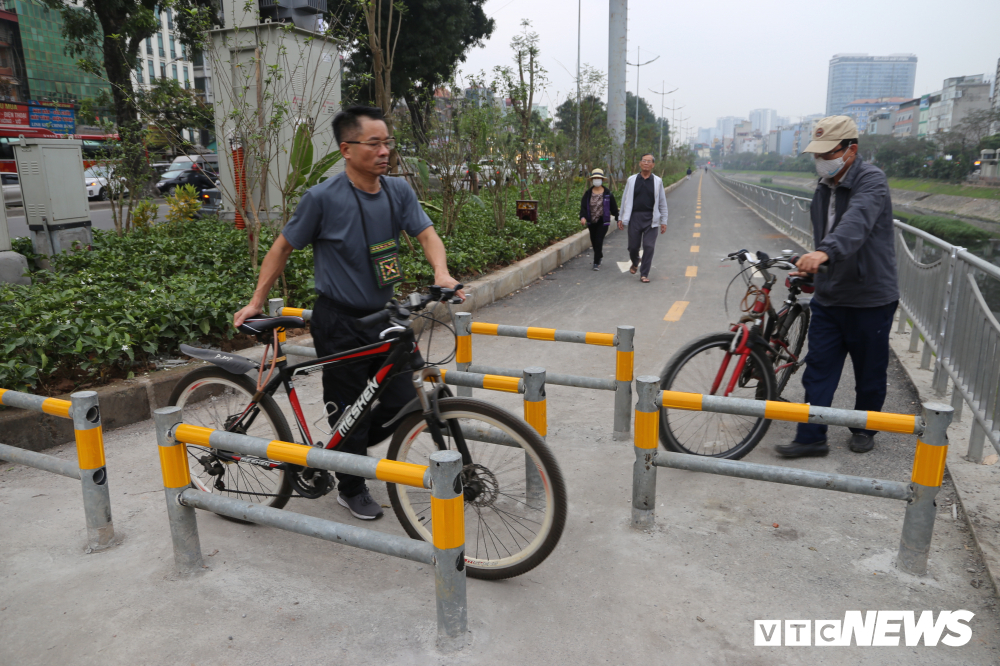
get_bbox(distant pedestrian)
[686,166,692,180]
[579,168,619,271]
[775,115,898,459]
[618,153,669,283]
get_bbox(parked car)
[156,168,218,195]
[197,188,222,217]
[2,172,21,208]
[84,166,128,201]
[168,154,219,173]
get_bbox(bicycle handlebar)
[356,284,465,328]
[725,249,827,274]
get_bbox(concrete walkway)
[1,172,998,664]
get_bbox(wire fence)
[713,171,1000,462]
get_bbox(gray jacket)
[810,158,898,308]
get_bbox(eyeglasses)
[343,138,397,151]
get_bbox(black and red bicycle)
[658,249,819,459]
[167,286,567,580]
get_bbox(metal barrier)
[454,312,635,441]
[153,406,468,648]
[712,170,1000,465]
[0,389,115,551]
[630,377,954,576]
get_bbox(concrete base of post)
[80,467,115,551]
[631,448,657,529]
[966,420,987,464]
[165,486,204,574]
[0,251,30,285]
[897,483,940,575]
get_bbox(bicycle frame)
[217,326,470,472]
[713,262,805,397]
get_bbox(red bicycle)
[658,249,818,459]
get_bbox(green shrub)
[760,177,773,184]
[164,185,202,233]
[1,189,589,394]
[901,215,992,245]
[132,199,159,232]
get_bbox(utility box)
[14,138,92,256]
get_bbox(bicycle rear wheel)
[168,366,294,511]
[659,332,776,459]
[774,305,810,396]
[386,397,567,580]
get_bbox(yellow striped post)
[898,402,954,576]
[453,312,474,397]
[632,376,661,529]
[614,326,635,441]
[71,391,115,550]
[428,450,468,644]
[523,368,547,508]
[154,406,204,574]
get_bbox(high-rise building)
[924,75,992,136]
[748,108,778,135]
[715,116,745,139]
[8,1,109,108]
[825,53,917,116]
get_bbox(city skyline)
[456,0,999,133]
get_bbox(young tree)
[494,20,547,195]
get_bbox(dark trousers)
[588,223,609,264]
[795,299,899,443]
[311,297,419,497]
[627,211,657,277]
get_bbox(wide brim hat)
[589,168,607,181]
[802,116,859,154]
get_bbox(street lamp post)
[576,0,580,156]
[649,82,677,161]
[626,46,659,151]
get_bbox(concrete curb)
[2,179,688,454]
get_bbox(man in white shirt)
[618,153,669,283]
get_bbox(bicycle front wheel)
[659,332,776,459]
[774,305,810,396]
[386,398,567,580]
[168,366,294,511]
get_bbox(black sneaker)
[849,433,875,453]
[338,489,384,520]
[593,263,600,271]
[775,440,829,458]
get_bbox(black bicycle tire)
[167,366,295,512]
[774,306,810,396]
[658,332,777,460]
[385,397,567,581]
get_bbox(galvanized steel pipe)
[467,364,615,391]
[179,488,435,564]
[0,442,81,479]
[654,451,913,501]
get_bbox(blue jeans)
[795,299,898,443]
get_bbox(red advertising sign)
[0,102,29,126]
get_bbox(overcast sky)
[455,0,999,139]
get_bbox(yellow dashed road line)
[694,223,701,227]
[685,266,698,277]
[691,245,700,253]
[693,232,701,238]
[664,301,690,321]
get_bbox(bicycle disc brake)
[462,463,498,508]
[289,466,335,499]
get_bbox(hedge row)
[0,191,586,393]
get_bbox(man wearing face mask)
[776,116,898,459]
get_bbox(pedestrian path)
[1,172,998,663]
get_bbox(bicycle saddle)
[239,315,306,336]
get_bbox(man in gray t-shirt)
[234,106,463,520]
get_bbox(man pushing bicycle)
[234,105,464,520]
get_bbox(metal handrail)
[712,170,1000,461]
